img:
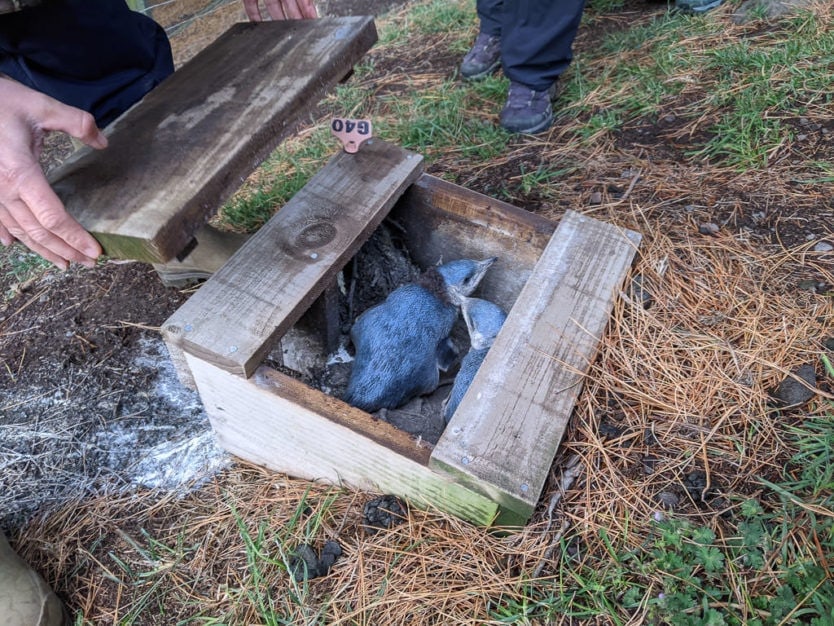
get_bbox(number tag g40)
[331,118,373,153]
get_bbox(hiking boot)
[675,0,725,12]
[460,32,501,80]
[499,81,557,135]
[153,223,250,288]
[0,534,69,626]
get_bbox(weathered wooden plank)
[390,175,557,312]
[49,17,378,263]
[186,354,500,526]
[430,211,641,525]
[163,139,423,377]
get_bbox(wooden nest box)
[54,13,641,526]
[162,139,641,526]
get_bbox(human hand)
[242,0,318,21]
[0,77,107,269]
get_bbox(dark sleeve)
[0,0,174,126]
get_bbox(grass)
[1,244,53,300]
[223,0,834,234]
[7,0,834,623]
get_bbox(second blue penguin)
[343,258,496,412]
[442,296,507,423]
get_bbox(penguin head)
[461,296,507,350]
[437,257,497,304]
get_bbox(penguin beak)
[460,297,486,350]
[460,257,497,299]
[473,257,497,286]
[461,296,475,333]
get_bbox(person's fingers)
[264,0,287,19]
[0,201,71,269]
[40,102,107,151]
[299,0,318,18]
[242,0,317,21]
[0,221,14,247]
[242,0,264,20]
[10,166,101,266]
[5,196,98,268]
[264,0,318,20]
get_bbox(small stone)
[317,540,342,575]
[699,222,720,236]
[683,470,722,505]
[629,274,654,309]
[589,191,603,205]
[363,495,408,533]
[771,363,817,407]
[289,544,320,582]
[663,113,676,124]
[824,337,834,351]
[814,241,833,253]
[806,233,818,241]
[796,133,808,142]
[656,491,679,510]
[598,421,626,440]
[799,117,810,127]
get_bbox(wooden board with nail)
[48,17,378,264]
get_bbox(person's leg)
[0,0,174,127]
[0,533,68,626]
[498,0,585,133]
[460,0,503,79]
[475,0,503,37]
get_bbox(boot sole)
[500,111,554,135]
[461,60,501,81]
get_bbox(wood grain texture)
[49,17,378,263]
[430,211,642,524]
[390,175,557,312]
[186,355,500,526]
[163,139,423,377]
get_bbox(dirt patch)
[0,262,229,529]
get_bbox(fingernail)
[54,260,69,271]
[81,259,97,269]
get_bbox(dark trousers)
[477,0,585,91]
[0,0,173,127]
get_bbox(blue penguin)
[442,296,507,423]
[343,258,496,412]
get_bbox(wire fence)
[129,0,243,37]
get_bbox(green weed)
[491,410,834,624]
[220,489,340,625]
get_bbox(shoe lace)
[473,32,498,53]
[506,82,538,109]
